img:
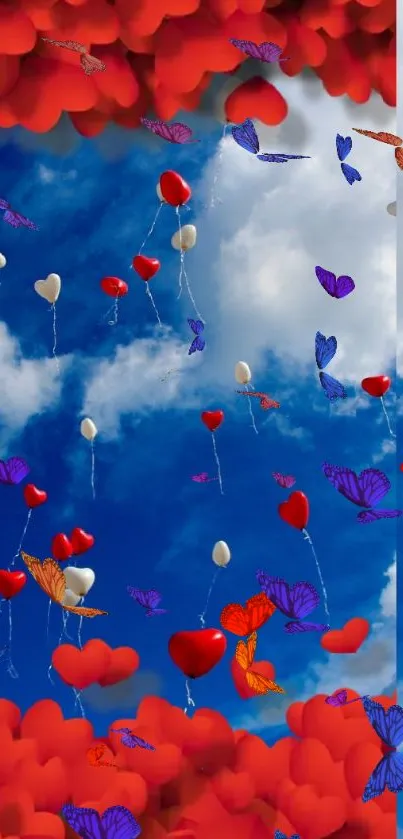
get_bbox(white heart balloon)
[34,273,61,304]
[64,567,95,597]
[62,588,81,607]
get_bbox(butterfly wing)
[257,153,310,163]
[5,456,30,484]
[20,553,63,601]
[220,603,250,636]
[334,275,355,298]
[187,318,204,335]
[188,336,205,355]
[0,460,12,484]
[357,509,402,523]
[322,463,366,506]
[64,604,108,617]
[289,581,320,618]
[315,331,337,370]
[87,745,105,766]
[362,698,403,747]
[325,689,348,707]
[127,587,156,609]
[145,608,167,616]
[245,592,276,632]
[62,805,104,839]
[140,118,173,141]
[336,134,352,161]
[245,669,285,695]
[0,199,10,210]
[258,41,286,61]
[341,162,362,185]
[256,573,294,617]
[395,148,403,170]
[5,210,38,230]
[260,395,280,410]
[319,372,347,401]
[169,122,197,144]
[101,806,142,839]
[315,266,337,297]
[285,621,330,633]
[352,128,403,146]
[231,119,260,155]
[362,752,403,801]
[228,38,264,59]
[235,631,257,671]
[272,473,296,488]
[358,468,391,507]
[123,733,155,750]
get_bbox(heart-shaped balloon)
[201,410,224,433]
[159,171,192,207]
[52,533,73,561]
[168,628,227,679]
[34,273,61,304]
[100,276,128,298]
[23,483,48,509]
[132,255,161,281]
[62,588,81,607]
[98,646,139,686]
[230,657,276,699]
[0,570,27,600]
[63,566,95,597]
[321,617,370,654]
[361,375,391,398]
[278,490,309,530]
[52,639,111,689]
[70,527,95,555]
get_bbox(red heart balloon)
[168,628,227,679]
[230,657,276,699]
[201,410,224,433]
[361,375,391,398]
[70,527,95,555]
[100,276,128,299]
[159,170,192,207]
[0,570,27,600]
[278,490,309,530]
[132,255,161,282]
[23,483,48,509]
[52,533,73,561]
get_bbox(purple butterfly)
[229,39,289,63]
[140,118,198,144]
[315,266,355,299]
[127,586,167,616]
[256,572,330,633]
[191,472,218,483]
[110,728,155,750]
[231,119,310,163]
[274,832,301,839]
[0,199,38,231]
[361,697,403,801]
[272,472,296,489]
[325,689,368,707]
[188,318,205,355]
[61,803,141,839]
[0,457,30,485]
[322,463,402,523]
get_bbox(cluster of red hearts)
[1,0,394,136]
[51,638,139,690]
[0,682,394,839]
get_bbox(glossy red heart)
[201,410,224,432]
[70,527,95,555]
[51,533,73,561]
[321,617,370,654]
[23,483,48,509]
[278,490,309,530]
[159,170,192,207]
[361,375,391,398]
[168,628,227,679]
[100,276,128,299]
[0,570,27,600]
[132,255,160,282]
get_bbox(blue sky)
[0,75,397,748]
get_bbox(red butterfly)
[235,390,280,410]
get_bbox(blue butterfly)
[315,331,347,401]
[274,832,300,839]
[232,119,311,163]
[362,697,403,801]
[336,134,362,185]
[188,318,205,355]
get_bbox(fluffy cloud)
[83,670,162,713]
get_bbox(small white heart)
[64,567,95,597]
[34,273,61,304]
[62,587,81,607]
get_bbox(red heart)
[23,484,48,509]
[51,533,73,561]
[168,629,227,679]
[278,490,309,530]
[52,639,112,689]
[159,170,192,206]
[70,527,95,555]
[231,657,276,699]
[0,570,27,600]
[132,255,160,282]
[361,375,391,398]
[98,646,139,686]
[321,617,370,654]
[201,410,224,432]
[100,276,128,299]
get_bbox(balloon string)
[51,303,60,375]
[175,208,205,322]
[183,679,196,715]
[209,123,227,208]
[73,688,86,718]
[380,396,396,438]
[302,529,329,617]
[211,434,224,496]
[90,440,96,500]
[245,385,258,435]
[9,508,32,568]
[46,598,52,640]
[77,610,84,649]
[138,203,163,254]
[108,298,119,326]
[6,600,18,679]
[145,283,162,326]
[199,568,220,628]
[60,610,73,642]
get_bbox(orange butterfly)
[235,631,285,696]
[20,551,108,617]
[235,391,280,410]
[352,128,403,170]
[87,744,117,768]
[220,592,276,636]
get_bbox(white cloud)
[379,558,396,618]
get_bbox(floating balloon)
[234,361,258,434]
[387,201,396,216]
[171,224,197,251]
[34,273,61,373]
[199,541,231,629]
[160,171,192,207]
[132,255,162,326]
[0,253,6,269]
[201,410,225,495]
[278,491,329,617]
[100,276,128,326]
[168,628,227,712]
[361,376,395,438]
[71,528,95,555]
[64,566,96,648]
[0,569,27,679]
[10,483,48,568]
[52,533,73,561]
[80,418,98,499]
